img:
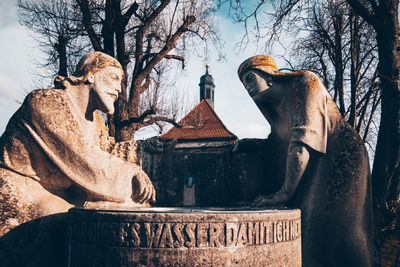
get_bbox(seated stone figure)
[0,52,155,236]
[237,55,373,267]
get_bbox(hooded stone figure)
[237,55,373,267]
[0,52,155,236]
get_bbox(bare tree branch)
[133,0,172,79]
[346,0,377,28]
[133,15,195,90]
[75,0,102,51]
[122,1,139,25]
[117,106,157,128]
[164,54,185,68]
[18,0,221,141]
[140,116,183,128]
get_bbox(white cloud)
[0,4,44,134]
[0,0,18,28]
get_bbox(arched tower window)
[199,64,215,108]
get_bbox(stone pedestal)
[67,207,301,267]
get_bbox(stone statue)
[0,52,155,236]
[237,55,373,267]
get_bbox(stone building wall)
[141,144,283,207]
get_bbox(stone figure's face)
[241,69,273,99]
[89,66,123,115]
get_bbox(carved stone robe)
[257,72,373,266]
[0,89,140,235]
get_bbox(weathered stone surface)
[0,213,68,267]
[0,52,155,236]
[237,55,374,266]
[68,207,301,267]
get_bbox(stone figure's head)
[238,55,278,79]
[238,55,283,101]
[72,52,123,77]
[55,51,124,115]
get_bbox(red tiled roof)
[160,100,237,141]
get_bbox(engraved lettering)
[120,223,129,246]
[276,221,283,242]
[131,223,141,247]
[290,220,295,240]
[144,223,163,248]
[116,218,300,249]
[270,222,277,243]
[225,223,238,246]
[209,223,222,247]
[282,221,289,242]
[196,223,209,247]
[159,223,174,248]
[172,224,185,248]
[248,222,260,245]
[259,222,269,244]
[236,223,247,246]
[120,223,141,247]
[295,220,301,239]
[184,223,196,248]
[268,222,274,244]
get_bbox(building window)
[206,88,211,99]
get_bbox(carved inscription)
[72,219,301,248]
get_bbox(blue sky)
[0,0,37,133]
[0,1,285,140]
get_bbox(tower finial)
[205,63,209,74]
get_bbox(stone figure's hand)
[251,193,288,207]
[132,170,156,204]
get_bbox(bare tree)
[18,0,89,78]
[222,0,380,147]
[136,60,197,134]
[18,0,221,141]
[290,1,380,145]
[135,64,197,138]
[345,0,400,235]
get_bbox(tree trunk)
[333,14,346,116]
[57,35,68,77]
[114,98,138,142]
[77,0,102,51]
[372,2,400,232]
[102,0,115,57]
[349,10,360,129]
[109,1,192,142]
[112,0,138,142]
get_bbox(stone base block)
[68,207,301,267]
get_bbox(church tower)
[199,64,215,108]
